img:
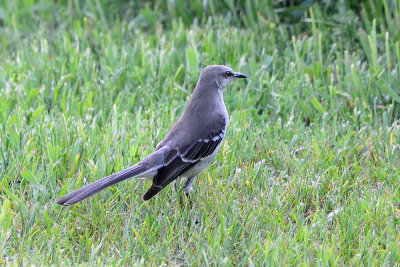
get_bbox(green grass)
[1,0,400,265]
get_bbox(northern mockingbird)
[56,65,247,206]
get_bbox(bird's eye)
[225,71,232,77]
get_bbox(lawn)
[1,0,400,265]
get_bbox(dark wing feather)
[143,130,225,200]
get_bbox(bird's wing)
[143,129,225,200]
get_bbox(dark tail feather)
[56,164,149,206]
[143,184,162,201]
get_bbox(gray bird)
[56,65,247,206]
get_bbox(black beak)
[234,72,247,79]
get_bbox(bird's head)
[198,65,247,90]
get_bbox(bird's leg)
[175,179,186,207]
[184,176,196,199]
[174,179,179,192]
[134,178,145,192]
[184,176,199,224]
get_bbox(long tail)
[56,164,151,206]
